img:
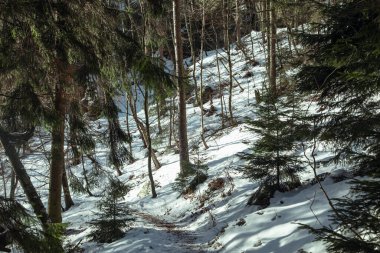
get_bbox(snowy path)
[131,210,206,253]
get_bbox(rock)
[236,218,246,226]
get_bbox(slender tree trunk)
[173,0,190,172]
[212,21,225,128]
[62,168,74,210]
[223,0,235,123]
[223,0,229,49]
[0,127,50,228]
[81,154,94,196]
[199,0,209,149]
[276,129,280,189]
[235,0,242,45]
[108,117,123,176]
[156,99,162,135]
[69,116,81,166]
[127,91,161,169]
[144,89,157,198]
[168,98,173,147]
[125,101,133,158]
[0,161,7,198]
[128,88,147,148]
[269,0,277,93]
[185,0,200,106]
[48,84,65,223]
[10,170,18,199]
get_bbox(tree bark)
[125,101,133,158]
[156,99,163,135]
[269,0,277,93]
[212,21,225,128]
[0,127,50,228]
[184,0,200,107]
[69,116,81,166]
[173,0,190,172]
[0,161,7,198]
[199,0,209,149]
[127,92,161,169]
[62,168,74,210]
[10,170,18,199]
[144,89,157,198]
[235,0,242,45]
[48,84,65,223]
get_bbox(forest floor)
[132,210,205,253]
[3,30,353,253]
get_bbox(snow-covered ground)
[3,30,353,253]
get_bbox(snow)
[1,29,354,253]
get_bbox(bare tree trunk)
[0,161,7,198]
[168,98,173,147]
[125,101,133,158]
[127,90,161,169]
[185,0,200,106]
[223,0,235,123]
[156,99,162,135]
[223,0,229,49]
[199,0,209,149]
[48,84,65,223]
[173,0,190,172]
[81,154,94,196]
[144,89,157,198]
[255,1,266,51]
[212,21,225,128]
[62,168,74,210]
[269,0,277,93]
[10,170,18,199]
[235,0,242,45]
[128,87,147,148]
[69,116,81,166]
[108,117,123,176]
[0,127,50,228]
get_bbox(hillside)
[0,30,353,253]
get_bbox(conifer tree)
[0,197,63,253]
[0,0,171,223]
[89,177,133,243]
[297,1,380,251]
[241,91,304,207]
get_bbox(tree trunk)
[168,98,173,147]
[185,0,200,107]
[62,168,74,210]
[269,0,277,93]
[212,21,225,128]
[10,170,18,200]
[144,89,157,198]
[48,84,65,223]
[81,155,94,196]
[125,101,133,158]
[0,161,7,198]
[223,0,229,49]
[199,0,209,149]
[156,99,162,135]
[108,118,123,176]
[223,0,235,123]
[69,116,81,166]
[173,0,190,172]
[0,127,50,228]
[235,0,242,45]
[127,91,161,169]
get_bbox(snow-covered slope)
[4,30,353,253]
